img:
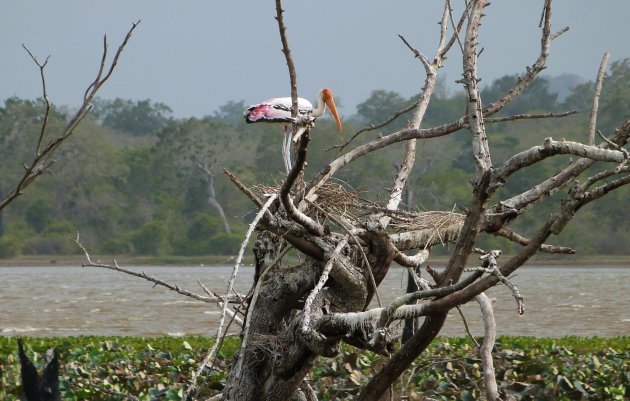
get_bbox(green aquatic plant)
[1,336,626,400]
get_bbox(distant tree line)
[1,59,629,258]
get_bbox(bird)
[244,88,343,173]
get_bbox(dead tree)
[198,162,232,233]
[18,338,61,401]
[203,1,630,400]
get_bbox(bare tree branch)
[483,0,566,116]
[21,45,51,156]
[495,137,629,185]
[301,237,348,334]
[485,110,577,123]
[588,52,610,144]
[0,21,140,211]
[186,194,278,401]
[496,120,630,211]
[281,131,325,236]
[274,0,299,132]
[492,226,576,254]
[70,233,223,303]
[475,293,499,401]
[224,168,263,209]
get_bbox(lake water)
[1,264,629,337]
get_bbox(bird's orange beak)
[322,88,343,134]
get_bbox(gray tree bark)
[215,1,630,400]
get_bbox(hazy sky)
[2,1,629,118]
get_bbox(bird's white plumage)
[244,97,313,125]
[243,88,342,174]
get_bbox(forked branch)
[0,21,140,211]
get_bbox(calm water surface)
[1,264,628,337]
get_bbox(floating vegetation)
[1,336,627,400]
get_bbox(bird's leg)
[282,126,292,174]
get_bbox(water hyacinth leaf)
[556,374,573,390]
[349,369,362,385]
[157,351,171,359]
[591,354,601,369]
[358,354,372,368]
[437,380,449,391]
[165,388,183,400]
[1,336,628,400]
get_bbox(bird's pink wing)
[244,99,293,124]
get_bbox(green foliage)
[187,214,223,240]
[2,65,630,257]
[22,234,78,255]
[132,220,171,256]
[0,336,627,400]
[25,199,53,233]
[93,98,174,136]
[213,100,246,126]
[173,214,243,256]
[208,232,243,255]
[101,235,134,255]
[0,234,21,258]
[357,90,409,131]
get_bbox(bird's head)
[321,88,343,134]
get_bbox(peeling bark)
[217,1,630,400]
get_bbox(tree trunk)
[0,184,4,237]
[216,1,630,400]
[198,162,231,234]
[223,232,321,400]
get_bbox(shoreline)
[1,253,630,267]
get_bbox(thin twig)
[275,0,298,129]
[493,226,575,254]
[0,22,139,211]
[224,168,263,208]
[236,243,291,371]
[456,305,480,348]
[198,280,244,326]
[70,233,220,303]
[446,0,466,54]
[465,264,524,315]
[185,194,278,401]
[398,34,431,71]
[330,101,418,152]
[485,110,577,123]
[21,45,51,156]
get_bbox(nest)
[252,179,466,239]
[386,210,466,234]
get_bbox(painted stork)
[244,88,343,173]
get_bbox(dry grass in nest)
[387,211,466,234]
[251,180,465,238]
